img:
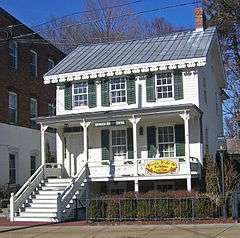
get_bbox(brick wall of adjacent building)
[0,8,65,128]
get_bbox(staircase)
[10,163,87,222]
[14,178,72,222]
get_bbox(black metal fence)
[74,196,233,221]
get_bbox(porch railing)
[10,163,63,221]
[87,157,200,178]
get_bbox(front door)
[66,133,84,177]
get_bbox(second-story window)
[110,78,126,104]
[30,98,38,127]
[9,41,18,70]
[48,59,54,71]
[9,92,18,124]
[156,73,173,99]
[30,50,37,78]
[73,82,88,107]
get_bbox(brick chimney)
[195,7,206,31]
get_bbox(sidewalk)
[0,221,239,238]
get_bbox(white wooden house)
[10,8,226,222]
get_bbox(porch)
[37,104,203,192]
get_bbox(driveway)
[0,223,239,238]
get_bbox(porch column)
[180,111,191,191]
[129,116,141,176]
[80,120,91,164]
[40,124,48,165]
[134,179,139,193]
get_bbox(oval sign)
[146,160,177,174]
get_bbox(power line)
[10,1,201,41]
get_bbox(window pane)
[156,73,173,99]
[110,78,126,103]
[73,82,88,107]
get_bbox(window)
[110,78,126,103]
[9,154,16,184]
[30,155,36,175]
[73,82,88,107]
[111,130,127,158]
[9,92,17,124]
[48,103,55,116]
[48,59,54,71]
[158,126,175,157]
[30,98,38,127]
[30,50,37,77]
[9,40,17,70]
[156,73,173,99]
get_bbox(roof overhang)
[44,57,206,84]
[35,104,202,127]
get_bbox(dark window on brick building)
[30,98,38,127]
[30,50,37,78]
[8,91,18,124]
[9,40,18,70]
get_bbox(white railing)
[88,157,200,178]
[57,163,86,221]
[10,163,63,221]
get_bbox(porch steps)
[14,178,77,222]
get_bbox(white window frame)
[110,129,127,160]
[30,98,38,118]
[9,153,17,184]
[155,72,174,100]
[8,91,18,124]
[157,125,175,158]
[72,82,88,108]
[30,50,37,78]
[110,78,127,104]
[48,58,54,71]
[9,40,18,70]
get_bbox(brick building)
[0,7,65,185]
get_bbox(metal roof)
[45,27,216,77]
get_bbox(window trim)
[9,40,18,70]
[155,72,174,101]
[109,77,127,105]
[8,91,18,124]
[30,98,38,127]
[9,152,17,184]
[110,128,128,160]
[30,50,38,78]
[72,82,89,108]
[48,58,55,71]
[157,125,176,158]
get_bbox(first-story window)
[156,73,173,99]
[73,82,88,107]
[158,126,174,157]
[9,153,16,184]
[30,155,36,175]
[111,130,127,158]
[30,98,38,127]
[9,92,18,124]
[110,78,126,104]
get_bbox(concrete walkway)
[0,223,239,238]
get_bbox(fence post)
[9,193,15,221]
[191,198,195,220]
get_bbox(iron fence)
[74,196,229,221]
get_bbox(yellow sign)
[146,160,177,174]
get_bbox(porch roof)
[35,104,202,127]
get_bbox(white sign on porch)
[94,121,126,127]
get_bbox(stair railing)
[10,163,63,221]
[57,163,87,221]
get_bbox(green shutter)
[101,78,109,106]
[88,80,96,108]
[127,74,136,104]
[146,73,156,102]
[64,83,72,110]
[175,124,185,156]
[147,126,156,158]
[174,70,184,100]
[127,128,133,159]
[101,129,110,160]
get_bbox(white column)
[80,120,91,164]
[187,176,191,191]
[129,116,141,176]
[40,124,48,165]
[56,128,64,165]
[134,179,139,193]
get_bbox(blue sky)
[0,0,197,29]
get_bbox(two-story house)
[10,8,226,222]
[0,8,64,186]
